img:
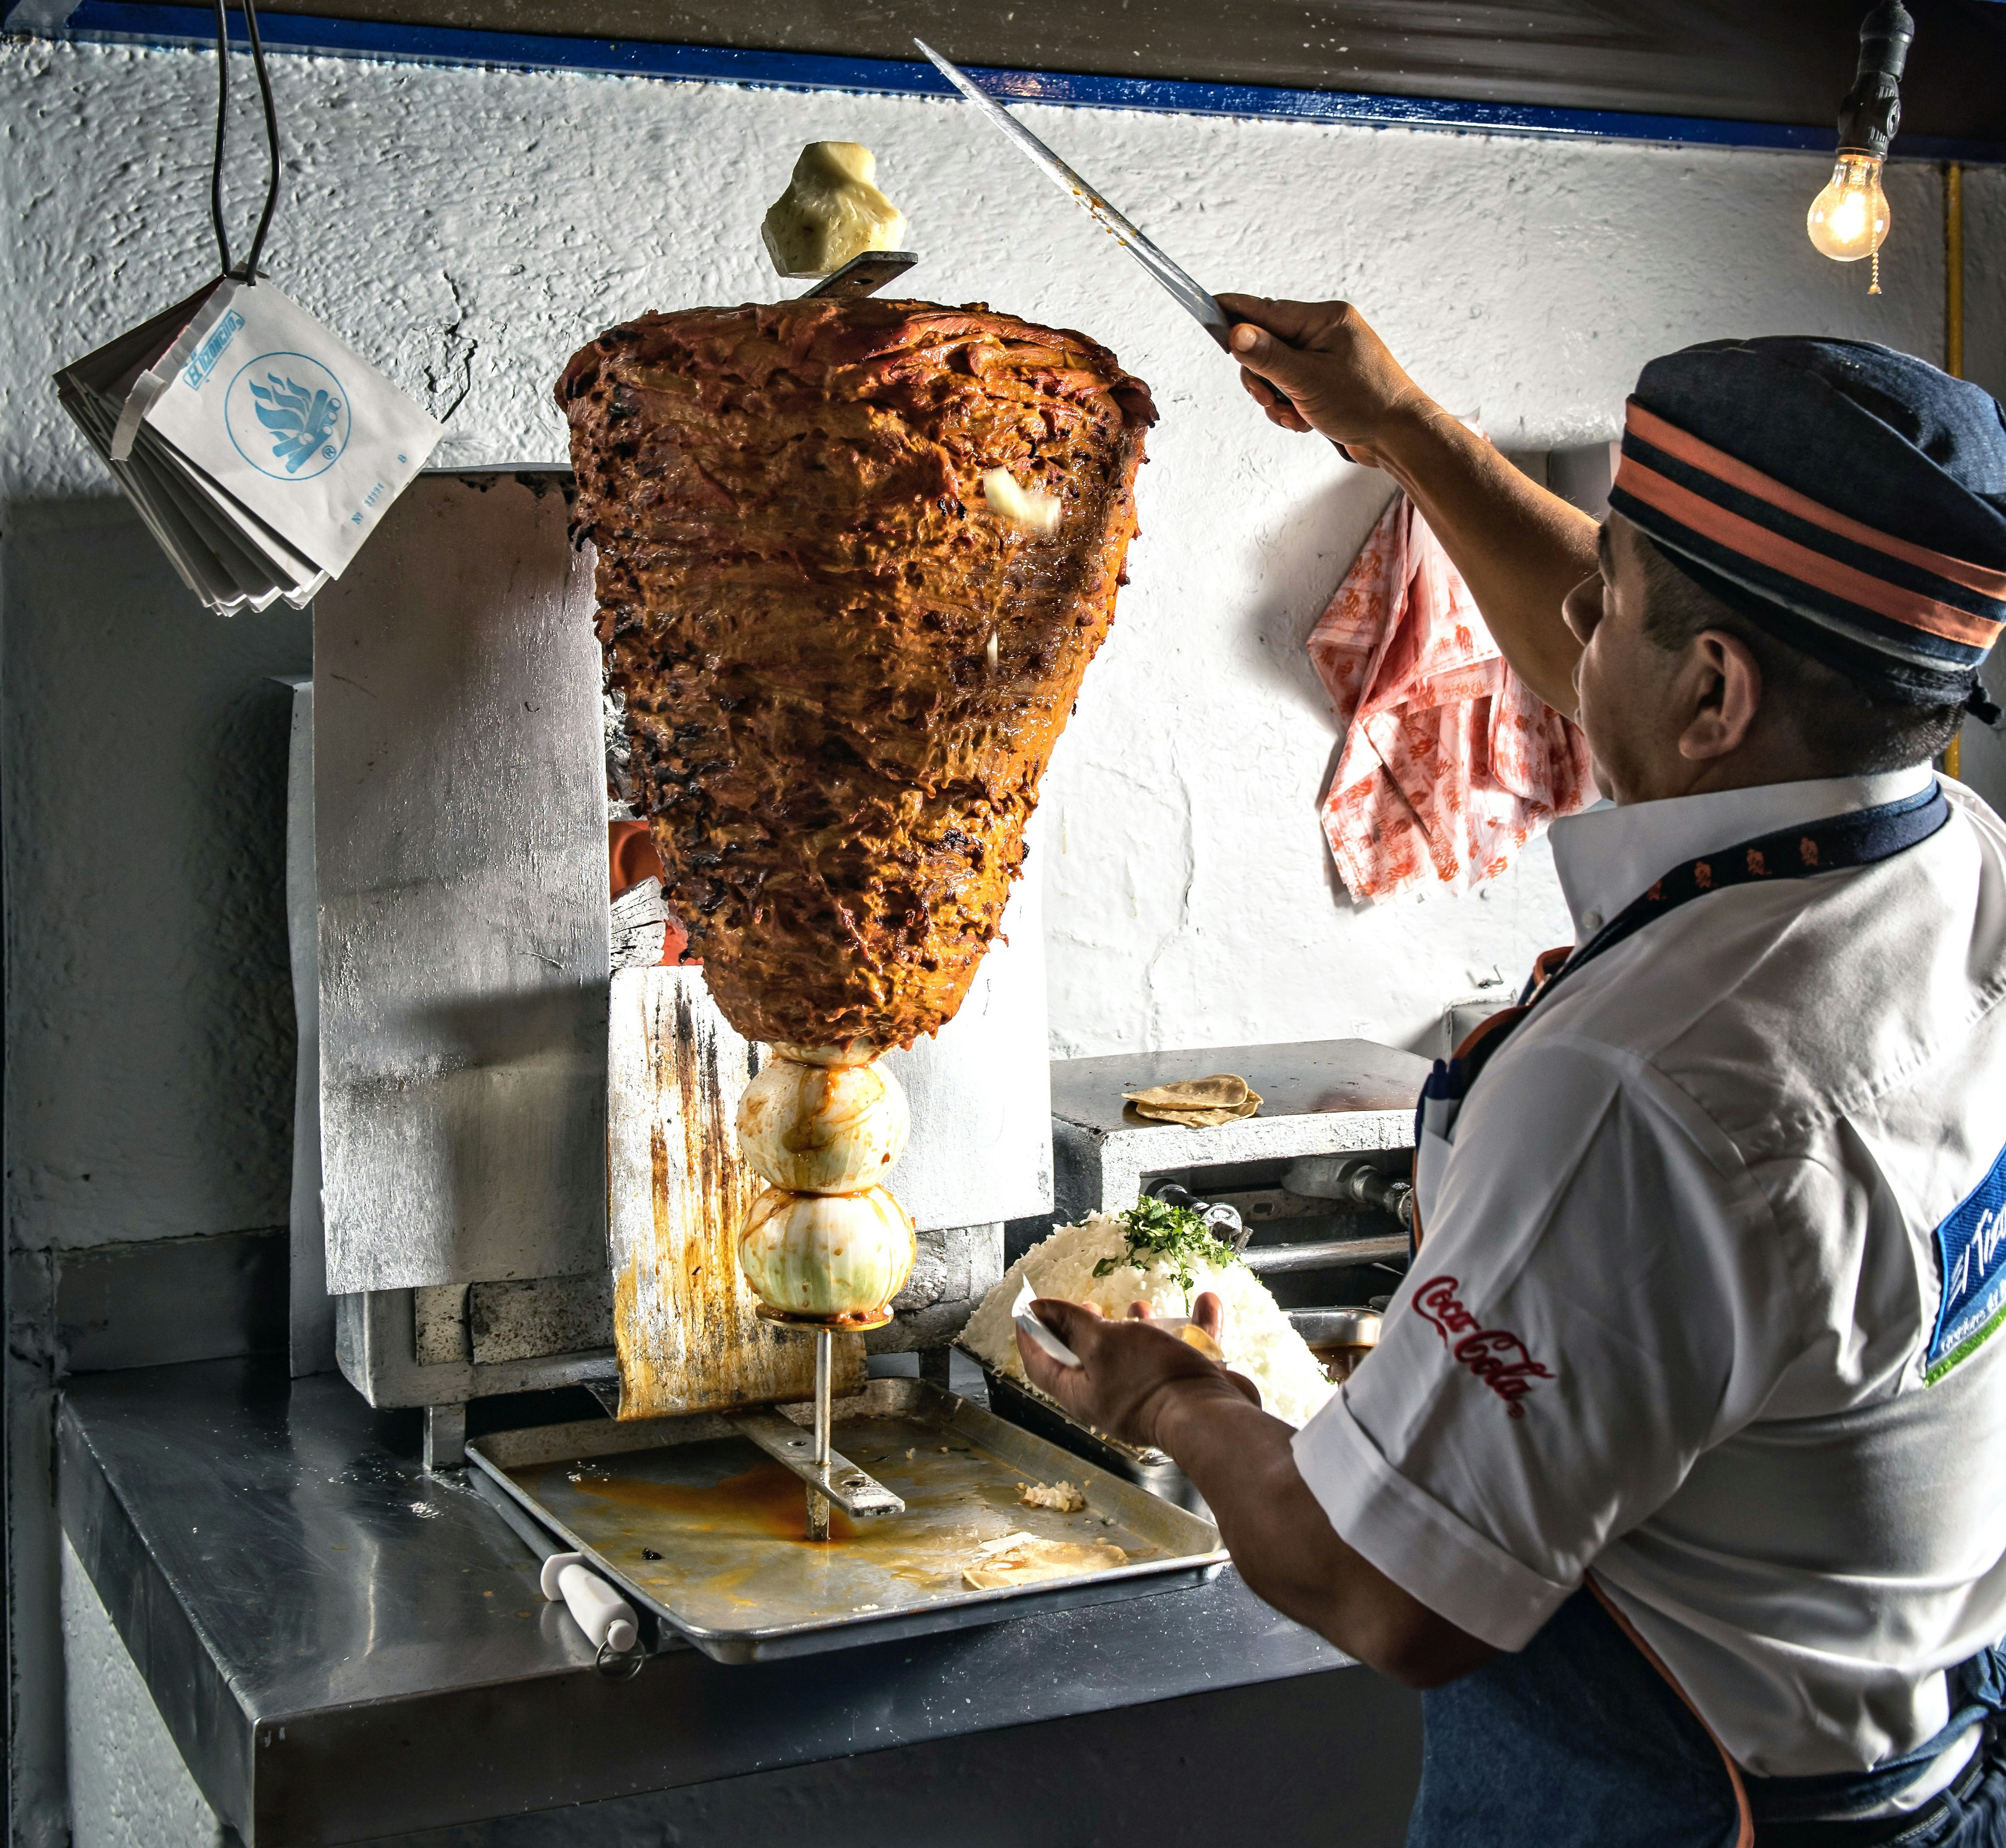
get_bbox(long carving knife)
[914,39,1233,352]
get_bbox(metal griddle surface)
[469,1378,1224,1663]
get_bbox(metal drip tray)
[468,1377,1226,1664]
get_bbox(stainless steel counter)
[59,1358,1420,1846]
[1048,1036,1431,1229]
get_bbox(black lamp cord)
[208,0,281,283]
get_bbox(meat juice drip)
[572,1461,862,1545]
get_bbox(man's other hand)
[1015,1293,1258,1449]
[1216,295,1433,464]
[1017,1288,1497,1689]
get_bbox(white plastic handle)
[539,1552,637,1654]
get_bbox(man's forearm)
[1371,405,1598,716]
[1217,295,1599,715]
[1151,1377,1497,1688]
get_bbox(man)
[1018,304,2006,1845]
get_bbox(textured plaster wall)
[2,37,1979,1082]
[4,31,1997,1847]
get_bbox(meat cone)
[559,297,1155,1052]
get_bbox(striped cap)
[1608,337,2006,710]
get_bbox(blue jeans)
[1408,1590,2006,1847]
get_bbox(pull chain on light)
[1807,3,1912,294]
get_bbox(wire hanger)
[208,0,281,283]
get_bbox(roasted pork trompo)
[559,298,1155,1050]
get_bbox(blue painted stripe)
[16,0,2006,164]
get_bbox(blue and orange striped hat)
[1607,337,2006,716]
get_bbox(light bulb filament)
[1807,153,1892,263]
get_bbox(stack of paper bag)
[56,277,444,614]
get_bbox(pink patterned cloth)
[1309,491,1595,903]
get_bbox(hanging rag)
[1309,491,1595,903]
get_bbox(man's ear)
[1677,630,1764,762]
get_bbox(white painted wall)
[5,32,2002,1845]
[5,38,1992,1079]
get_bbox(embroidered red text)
[1412,1275,1555,1419]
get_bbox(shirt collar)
[1547,765,1937,940]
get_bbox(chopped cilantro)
[1092,1195,1238,1307]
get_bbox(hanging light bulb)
[1807,153,1891,263]
[1807,3,1912,294]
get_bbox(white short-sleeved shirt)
[1292,768,2006,1779]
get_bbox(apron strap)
[1409,951,1573,1251]
[1409,782,1952,1252]
[1590,1578,1754,1848]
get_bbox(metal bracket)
[423,1401,467,1472]
[799,249,919,299]
[728,1408,906,1517]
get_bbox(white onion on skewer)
[738,1183,916,1320]
[737,1057,909,1195]
[771,1042,879,1068]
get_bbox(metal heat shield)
[315,471,610,1293]
[607,833,1053,1419]
[606,966,866,1419]
[877,809,1055,1234]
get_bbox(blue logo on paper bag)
[181,309,243,390]
[224,351,349,481]
[1927,1141,2006,1382]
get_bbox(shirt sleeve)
[1291,1031,1798,1652]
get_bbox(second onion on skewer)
[734,1049,916,1326]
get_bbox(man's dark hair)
[1635,537,1962,774]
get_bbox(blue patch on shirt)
[1927,1141,2006,1384]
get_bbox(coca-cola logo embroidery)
[1413,1275,1554,1419]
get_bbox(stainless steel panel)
[54,1231,286,1375]
[605,967,864,1419]
[469,1377,1225,1663]
[879,812,1056,1233]
[1049,1038,1428,1219]
[284,677,336,1376]
[316,471,610,1292]
[1050,1037,1430,1138]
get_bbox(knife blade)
[914,39,1233,352]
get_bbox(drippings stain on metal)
[608,968,863,1419]
[509,1411,1167,1635]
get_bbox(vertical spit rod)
[807,1325,833,1541]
